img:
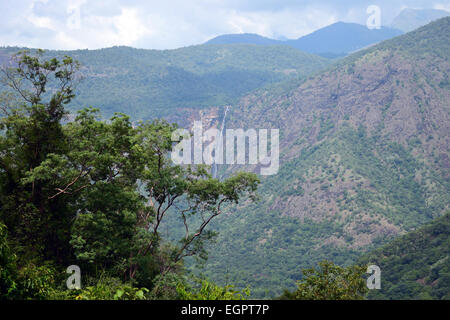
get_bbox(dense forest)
[360,213,450,300]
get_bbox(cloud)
[0,0,448,50]
[434,3,450,11]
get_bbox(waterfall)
[212,105,230,178]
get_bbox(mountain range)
[206,22,403,58]
[206,8,449,58]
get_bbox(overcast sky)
[1,0,449,50]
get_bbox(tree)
[0,222,18,299]
[63,110,259,283]
[279,261,368,300]
[0,50,259,297]
[177,278,250,300]
[0,49,80,264]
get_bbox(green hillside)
[0,44,329,120]
[194,17,450,298]
[360,213,449,300]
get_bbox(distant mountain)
[360,213,450,300]
[0,44,329,120]
[204,22,403,58]
[205,33,279,45]
[198,17,450,298]
[285,22,403,56]
[392,8,450,32]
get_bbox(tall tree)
[0,50,80,264]
[284,261,368,300]
[0,51,259,293]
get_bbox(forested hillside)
[0,44,329,120]
[360,213,449,300]
[196,17,450,298]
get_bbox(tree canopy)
[0,50,259,299]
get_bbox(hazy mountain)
[360,212,449,300]
[205,33,279,45]
[392,8,450,32]
[285,22,403,57]
[205,22,403,58]
[197,17,449,298]
[0,44,329,120]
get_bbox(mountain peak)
[205,33,278,45]
[205,21,403,58]
[285,22,403,56]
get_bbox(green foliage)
[359,213,450,300]
[147,272,185,300]
[75,282,148,300]
[334,17,450,69]
[0,222,18,299]
[16,263,57,300]
[0,49,80,265]
[49,276,149,300]
[291,261,368,300]
[277,260,368,300]
[2,19,449,301]
[177,278,250,300]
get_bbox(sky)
[0,0,449,50]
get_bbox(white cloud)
[433,3,450,11]
[0,0,447,50]
[223,7,338,39]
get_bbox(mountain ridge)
[0,44,330,120]
[206,22,403,58]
